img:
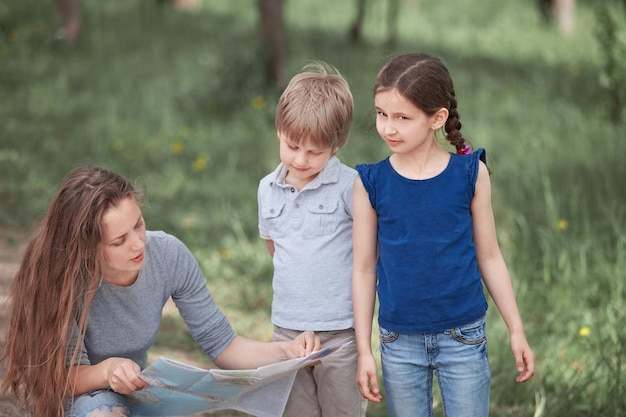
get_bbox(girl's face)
[278,132,336,190]
[99,196,146,286]
[375,88,439,154]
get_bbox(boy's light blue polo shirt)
[258,156,357,331]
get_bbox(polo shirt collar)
[274,156,340,190]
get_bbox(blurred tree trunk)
[386,0,399,46]
[350,0,366,43]
[538,0,552,21]
[162,0,201,10]
[596,5,624,121]
[55,0,80,43]
[258,0,287,88]
[351,0,399,45]
[537,0,575,35]
[55,0,200,44]
[554,0,575,35]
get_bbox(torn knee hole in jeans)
[87,405,129,417]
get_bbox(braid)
[445,93,470,153]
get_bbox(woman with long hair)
[1,166,319,417]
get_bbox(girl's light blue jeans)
[380,315,491,417]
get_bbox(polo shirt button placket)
[290,199,302,229]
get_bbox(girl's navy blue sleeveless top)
[356,149,489,333]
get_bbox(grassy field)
[1,0,625,416]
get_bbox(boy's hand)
[289,331,322,358]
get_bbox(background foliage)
[1,0,625,416]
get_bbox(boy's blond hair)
[275,62,353,151]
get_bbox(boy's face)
[278,132,336,190]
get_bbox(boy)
[257,62,365,417]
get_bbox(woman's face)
[99,196,146,286]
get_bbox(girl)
[1,166,320,417]
[352,53,535,417]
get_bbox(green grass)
[1,0,625,416]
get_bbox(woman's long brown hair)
[1,166,141,417]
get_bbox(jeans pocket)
[379,326,399,343]
[450,316,487,345]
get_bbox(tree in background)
[538,0,576,35]
[259,0,402,87]
[258,0,287,88]
[54,0,200,44]
[54,0,80,43]
[595,1,626,121]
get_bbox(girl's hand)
[103,357,149,394]
[356,354,382,402]
[288,331,322,358]
[510,333,535,383]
